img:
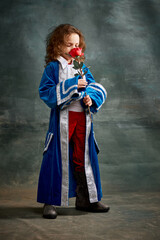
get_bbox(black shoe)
[76,201,110,213]
[74,171,110,213]
[43,204,57,219]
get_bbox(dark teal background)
[0,0,160,192]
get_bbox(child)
[37,24,109,219]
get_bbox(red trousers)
[69,111,86,172]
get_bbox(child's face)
[60,33,80,62]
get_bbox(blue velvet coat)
[37,60,107,206]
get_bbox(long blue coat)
[37,60,107,206]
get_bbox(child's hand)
[83,95,92,107]
[78,79,88,89]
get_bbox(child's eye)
[66,44,71,47]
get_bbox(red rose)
[69,47,84,58]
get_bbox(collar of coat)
[57,56,73,70]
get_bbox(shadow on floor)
[0,206,88,219]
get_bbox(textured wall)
[0,0,160,192]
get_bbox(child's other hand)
[83,95,92,107]
[78,79,88,89]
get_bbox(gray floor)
[0,187,160,240]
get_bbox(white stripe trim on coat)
[84,114,98,203]
[43,132,54,153]
[56,81,79,106]
[60,108,69,206]
[89,82,107,98]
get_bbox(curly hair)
[45,24,86,66]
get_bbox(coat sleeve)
[39,62,83,109]
[82,66,107,113]
[56,73,83,109]
[86,82,107,113]
[39,63,57,108]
